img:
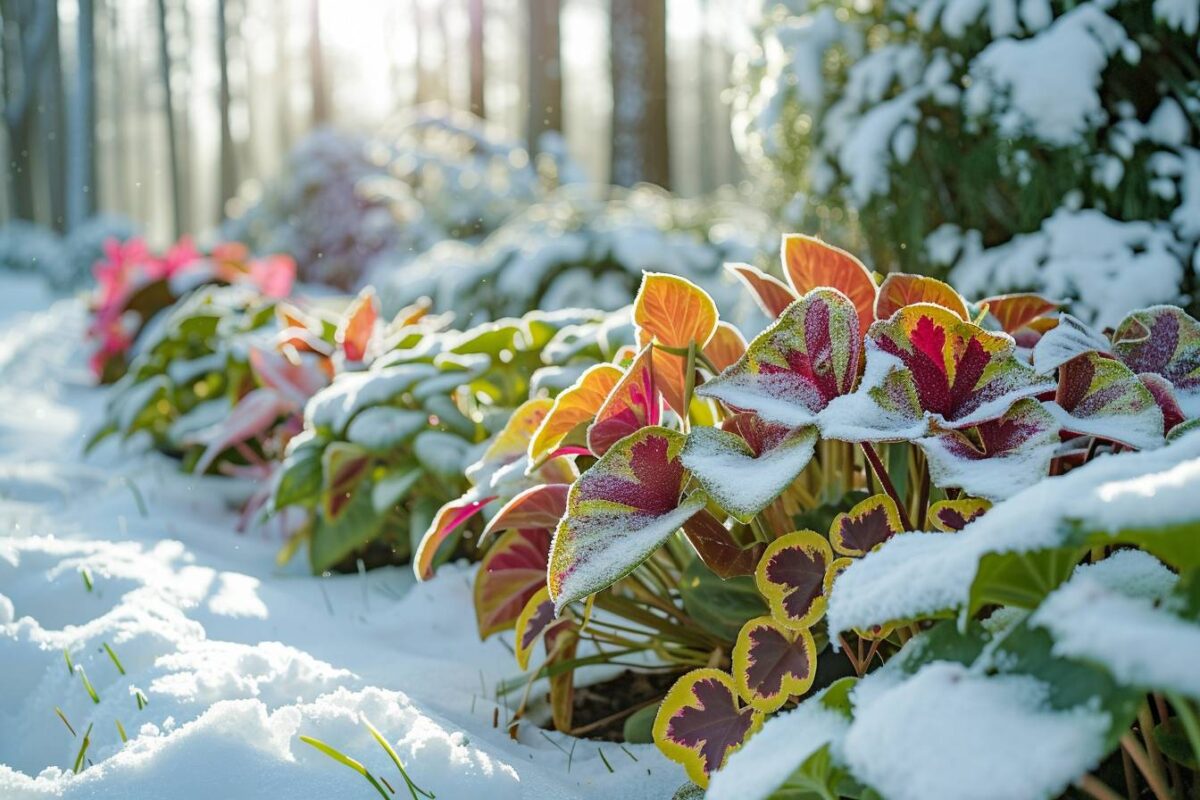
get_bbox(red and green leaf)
[481,483,569,542]
[548,426,705,612]
[781,234,877,337]
[681,414,817,520]
[1138,373,1186,434]
[513,586,573,670]
[697,288,862,428]
[586,344,662,456]
[528,364,622,465]
[875,274,968,322]
[829,493,903,557]
[1049,352,1164,449]
[320,442,372,520]
[1113,306,1200,417]
[916,398,1059,501]
[634,272,720,415]
[473,528,552,639]
[979,293,1060,334]
[189,388,292,474]
[755,530,832,630]
[653,668,764,788]
[413,495,497,579]
[732,616,817,712]
[336,287,379,362]
[468,398,575,494]
[726,262,797,319]
[928,498,992,532]
[681,509,764,579]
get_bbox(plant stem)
[860,442,914,530]
[914,450,930,530]
[1120,746,1139,800]
[1121,733,1172,800]
[1138,702,1170,793]
[1076,774,1126,800]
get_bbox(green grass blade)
[103,642,126,675]
[362,717,435,799]
[77,667,100,704]
[134,689,148,710]
[115,719,128,743]
[72,723,93,774]
[63,648,74,676]
[299,735,390,800]
[80,568,94,592]
[55,706,76,737]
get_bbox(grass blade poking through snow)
[103,642,126,675]
[80,567,93,592]
[298,735,391,800]
[77,666,100,704]
[363,716,435,799]
[115,719,128,743]
[72,724,93,774]
[55,706,76,737]
[63,648,74,676]
[134,688,149,710]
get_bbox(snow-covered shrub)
[60,215,139,289]
[734,0,1200,326]
[224,108,579,290]
[0,221,67,284]
[0,216,138,291]
[371,184,776,329]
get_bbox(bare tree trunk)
[309,0,329,124]
[467,0,485,118]
[274,0,292,154]
[217,0,236,219]
[37,4,67,231]
[3,0,54,222]
[67,0,96,229]
[525,0,561,155]
[156,0,183,238]
[609,0,670,189]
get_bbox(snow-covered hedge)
[0,215,137,290]
[734,0,1200,325]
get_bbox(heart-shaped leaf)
[928,498,992,532]
[916,398,1059,501]
[682,509,764,579]
[781,235,877,337]
[528,364,622,465]
[979,293,1060,333]
[1048,352,1164,449]
[726,262,797,318]
[697,288,862,428]
[681,415,817,520]
[704,322,748,373]
[755,530,833,630]
[336,287,379,362]
[875,274,968,322]
[481,483,570,542]
[474,528,552,639]
[1113,306,1200,417]
[653,668,764,788]
[586,344,662,456]
[634,273,720,415]
[830,493,904,557]
[732,616,817,712]
[548,426,706,612]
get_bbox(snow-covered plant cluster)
[371,184,776,328]
[734,0,1200,326]
[415,233,1200,797]
[0,215,136,290]
[224,108,580,290]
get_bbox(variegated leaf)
[474,528,552,638]
[829,493,904,557]
[1047,352,1164,449]
[755,530,833,630]
[732,616,817,712]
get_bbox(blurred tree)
[309,0,329,124]
[156,0,182,238]
[67,0,96,228]
[525,0,560,155]
[38,4,66,231]
[2,0,54,222]
[468,0,485,118]
[217,0,236,217]
[609,0,669,188]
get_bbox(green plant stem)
[860,443,914,530]
[1120,746,1139,800]
[1076,774,1126,800]
[914,450,930,530]
[1138,703,1169,791]
[1121,733,1172,800]
[682,340,697,433]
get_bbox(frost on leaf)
[1031,314,1111,375]
[875,273,968,322]
[697,289,862,428]
[513,586,573,670]
[755,530,833,630]
[681,414,817,520]
[586,344,662,456]
[413,495,496,580]
[481,483,569,543]
[633,272,720,415]
[830,493,904,557]
[732,616,817,712]
[1047,352,1164,449]
[474,528,552,639]
[781,234,877,337]
[1138,373,1186,434]
[928,498,992,532]
[528,364,622,465]
[653,668,764,788]
[916,398,1059,501]
[547,426,705,612]
[1112,305,1200,417]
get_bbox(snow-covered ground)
[0,276,683,799]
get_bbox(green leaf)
[623,702,658,744]
[310,484,387,573]
[679,558,767,641]
[968,546,1084,615]
[1154,719,1199,769]
[273,439,326,510]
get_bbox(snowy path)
[0,281,683,799]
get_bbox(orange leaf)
[337,287,379,362]
[703,322,748,374]
[980,293,1061,333]
[528,364,622,465]
[634,273,720,415]
[780,234,876,336]
[725,262,797,318]
[875,273,969,322]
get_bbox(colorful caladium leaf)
[1031,314,1112,375]
[680,414,817,521]
[480,483,570,542]
[1138,373,1186,434]
[681,509,763,579]
[320,442,372,520]
[731,616,817,713]
[726,262,797,318]
[928,498,992,532]
[513,586,574,670]
[781,234,877,337]
[633,273,720,415]
[467,398,575,494]
[586,344,662,456]
[697,289,862,428]
[473,528,552,638]
[336,287,379,362]
[979,293,1060,334]
[413,495,497,580]
[1047,352,1164,450]
[188,388,292,474]
[1112,306,1200,417]
[915,398,1059,501]
[704,322,748,373]
[653,668,764,788]
[875,274,968,322]
[548,426,706,613]
[829,493,904,557]
[826,304,1056,441]
[755,530,833,630]
[528,364,622,465]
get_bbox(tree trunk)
[3,0,54,222]
[274,0,292,154]
[156,0,183,239]
[217,0,236,219]
[309,0,329,124]
[467,0,485,118]
[525,0,561,156]
[37,3,67,231]
[67,0,96,229]
[609,0,670,189]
